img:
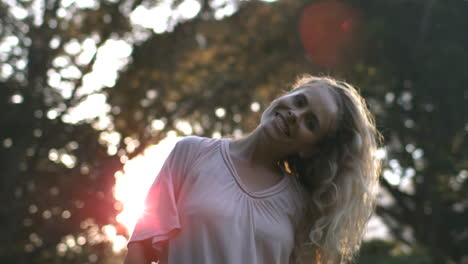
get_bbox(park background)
[0,0,467,263]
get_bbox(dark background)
[0,0,466,263]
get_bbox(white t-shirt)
[128,136,307,264]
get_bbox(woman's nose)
[287,110,298,123]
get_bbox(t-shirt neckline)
[220,138,290,198]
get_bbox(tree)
[357,239,432,264]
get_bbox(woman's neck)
[229,127,288,170]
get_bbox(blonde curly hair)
[280,75,383,264]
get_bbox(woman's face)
[260,85,339,157]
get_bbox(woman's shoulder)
[174,136,221,157]
[288,175,310,212]
[172,136,223,173]
[176,136,219,149]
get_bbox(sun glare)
[114,133,181,236]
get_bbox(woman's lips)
[275,113,289,136]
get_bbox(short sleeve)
[127,136,202,248]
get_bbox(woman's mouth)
[275,113,289,136]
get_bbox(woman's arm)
[124,239,157,264]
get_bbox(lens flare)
[113,135,181,235]
[299,0,361,67]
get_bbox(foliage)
[357,239,433,264]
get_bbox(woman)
[124,75,382,264]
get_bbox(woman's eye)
[305,114,317,130]
[306,118,315,130]
[294,94,306,107]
